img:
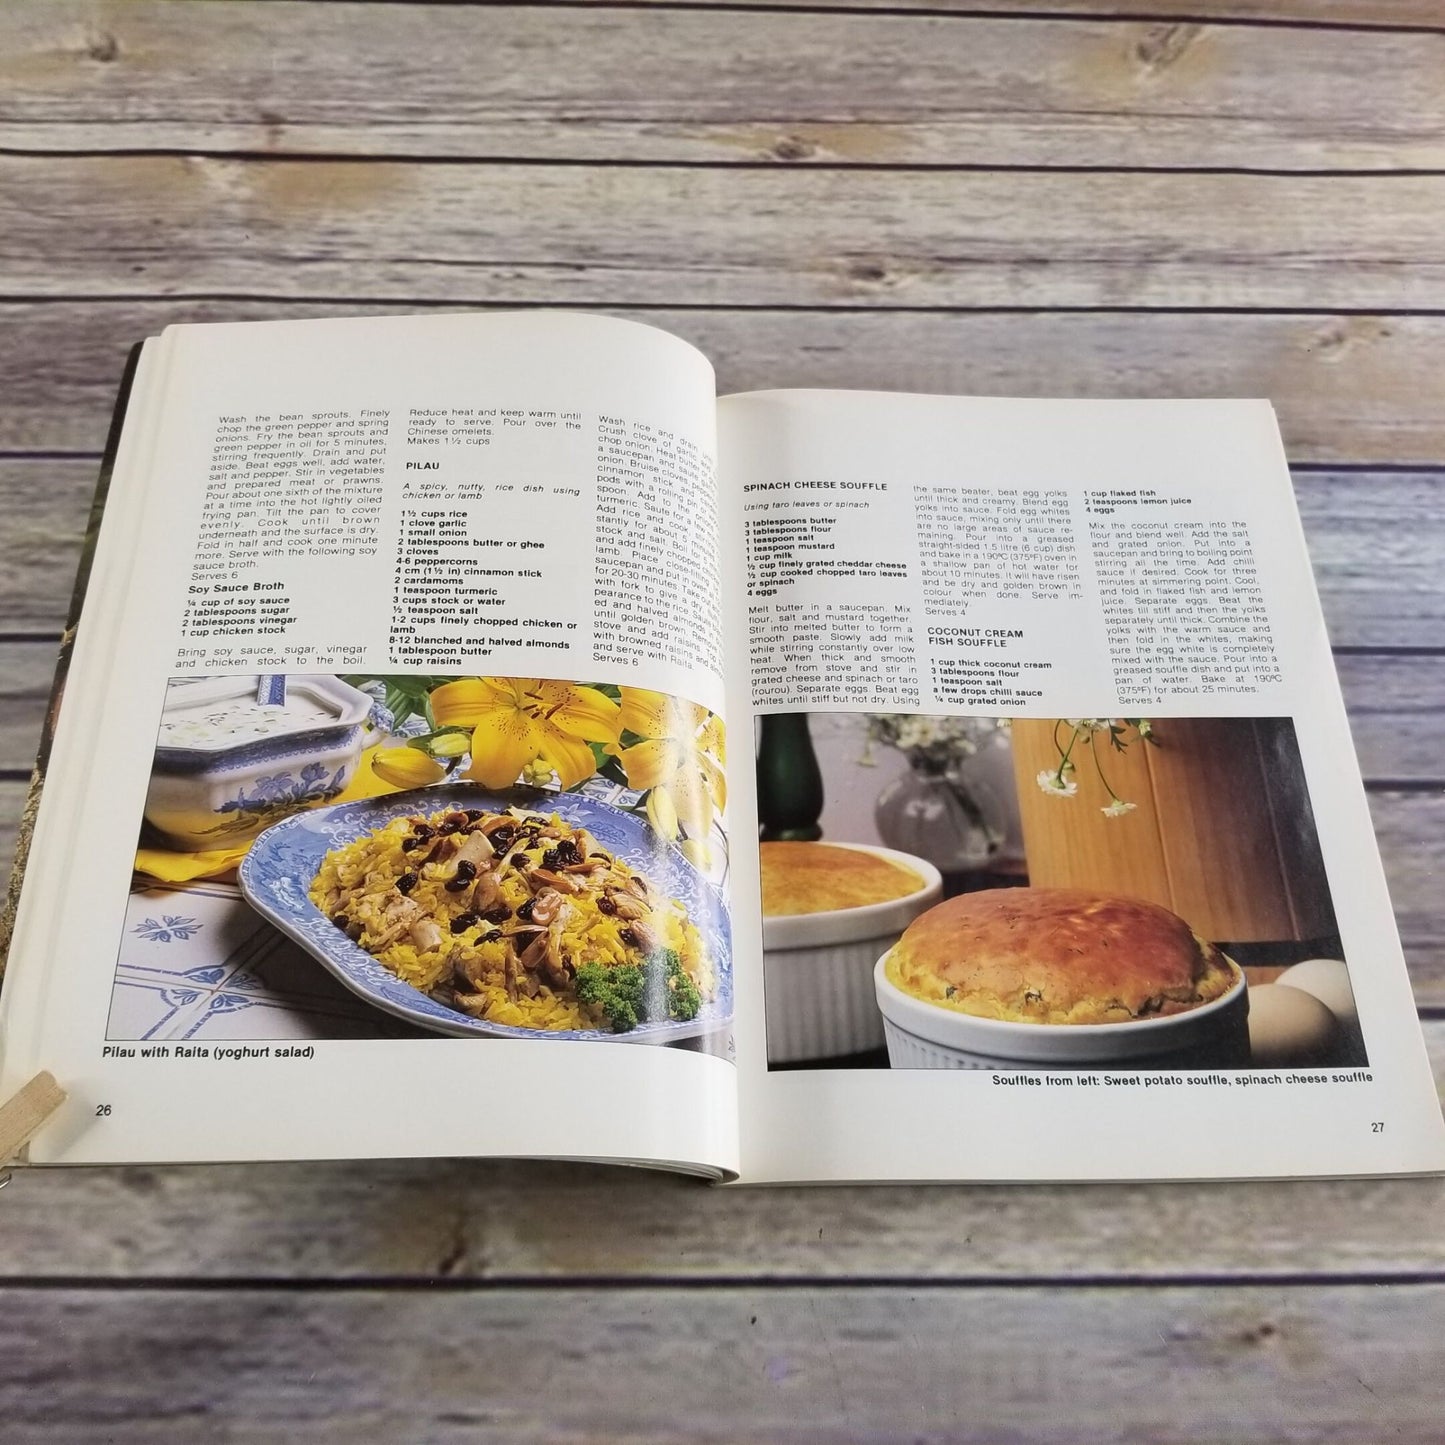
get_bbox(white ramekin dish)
[144,675,372,850]
[874,949,1250,1070]
[763,844,942,1063]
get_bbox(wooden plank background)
[2,2,1443,1436]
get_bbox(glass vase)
[874,760,1005,873]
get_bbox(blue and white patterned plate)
[237,783,733,1042]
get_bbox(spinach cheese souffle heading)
[884,887,1237,1025]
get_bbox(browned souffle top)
[760,842,925,917]
[887,887,1237,1024]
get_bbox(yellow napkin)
[134,745,407,885]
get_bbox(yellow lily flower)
[370,746,448,790]
[428,732,471,758]
[429,677,620,791]
[699,714,727,768]
[616,688,727,842]
[645,783,679,840]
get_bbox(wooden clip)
[0,1072,66,1179]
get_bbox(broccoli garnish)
[575,948,701,1033]
[576,961,642,1032]
[654,948,701,1024]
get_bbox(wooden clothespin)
[0,1072,65,1184]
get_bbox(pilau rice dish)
[310,804,716,1032]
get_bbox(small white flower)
[1037,769,1078,798]
[1101,798,1137,817]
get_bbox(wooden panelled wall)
[2,3,1444,1437]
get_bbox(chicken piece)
[542,919,570,985]
[450,950,479,989]
[453,830,496,868]
[409,917,445,952]
[517,931,549,976]
[371,894,425,948]
[427,826,497,884]
[609,894,651,922]
[625,918,661,954]
[453,990,491,1018]
[422,834,461,871]
[469,869,505,913]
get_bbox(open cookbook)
[2,311,1442,1183]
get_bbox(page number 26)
[95,1103,112,1117]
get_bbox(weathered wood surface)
[1371,792,1445,988]
[6,157,1445,311]
[0,463,95,634]
[7,4,1445,170]
[0,781,27,876]
[3,1100,1445,1282]
[1,1284,1444,1442]
[3,0,1445,1432]
[593,0,1445,25]
[8,303,1445,465]
[0,646,56,764]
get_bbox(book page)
[0,312,738,1177]
[719,389,1445,1183]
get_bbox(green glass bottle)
[756,713,824,841]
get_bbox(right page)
[719,389,1445,1183]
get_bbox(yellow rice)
[309,805,714,1032]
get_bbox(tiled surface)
[108,882,419,1040]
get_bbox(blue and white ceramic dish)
[238,783,734,1042]
[145,675,372,850]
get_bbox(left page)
[0,311,739,1176]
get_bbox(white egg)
[1275,958,1357,1028]
[1247,983,1339,1067]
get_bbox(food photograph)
[107,673,732,1052]
[758,712,1363,1072]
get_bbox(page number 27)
[1371,1121,1386,1133]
